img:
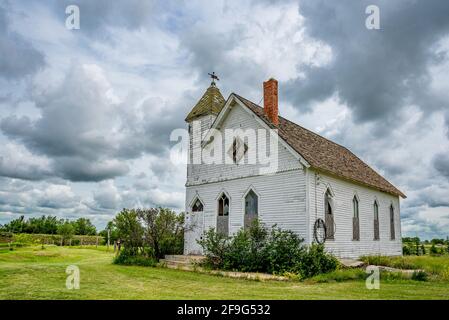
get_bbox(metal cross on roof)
[208,71,219,86]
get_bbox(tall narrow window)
[192,199,204,212]
[325,190,334,239]
[390,205,395,240]
[244,190,258,229]
[373,201,380,240]
[353,196,360,241]
[217,193,229,236]
[218,194,229,216]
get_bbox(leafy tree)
[26,216,59,234]
[137,208,185,259]
[57,221,75,244]
[421,244,426,255]
[0,215,97,236]
[114,209,144,255]
[1,216,27,233]
[99,221,119,244]
[431,238,445,245]
[73,218,97,235]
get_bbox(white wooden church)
[184,77,405,258]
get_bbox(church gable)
[187,99,302,186]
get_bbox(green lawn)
[1,246,449,300]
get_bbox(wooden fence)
[0,232,103,246]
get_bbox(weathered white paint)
[184,97,402,258]
[306,169,402,258]
[187,100,301,187]
[185,169,307,254]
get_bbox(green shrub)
[402,245,412,255]
[266,227,305,274]
[198,220,337,278]
[197,228,230,269]
[411,270,428,281]
[430,244,439,255]
[295,244,339,278]
[113,249,157,267]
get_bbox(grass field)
[1,246,449,300]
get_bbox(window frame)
[192,198,204,212]
[228,137,248,164]
[324,189,335,240]
[390,204,396,240]
[373,200,380,240]
[352,195,360,241]
[218,193,230,217]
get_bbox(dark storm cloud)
[283,0,449,127]
[0,62,185,182]
[47,0,175,35]
[433,153,449,180]
[0,5,45,79]
[0,156,51,181]
[0,64,129,182]
[180,25,265,95]
[53,157,129,182]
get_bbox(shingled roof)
[233,94,406,198]
[185,83,226,122]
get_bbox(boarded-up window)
[374,201,380,240]
[217,194,229,236]
[325,190,334,239]
[390,205,395,240]
[192,199,204,212]
[244,190,258,229]
[353,196,360,241]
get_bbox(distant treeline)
[403,236,449,245]
[0,215,97,236]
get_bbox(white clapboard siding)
[306,168,402,258]
[185,169,307,254]
[187,103,301,186]
[184,100,403,258]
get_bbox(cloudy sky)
[0,0,448,239]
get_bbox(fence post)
[96,236,98,248]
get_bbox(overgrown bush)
[112,208,185,266]
[295,244,339,278]
[198,220,338,278]
[137,208,185,259]
[411,270,428,281]
[402,245,412,255]
[113,249,157,267]
[197,228,230,269]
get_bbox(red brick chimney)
[263,78,279,126]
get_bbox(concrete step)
[162,254,205,269]
[339,258,366,268]
[165,254,204,261]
